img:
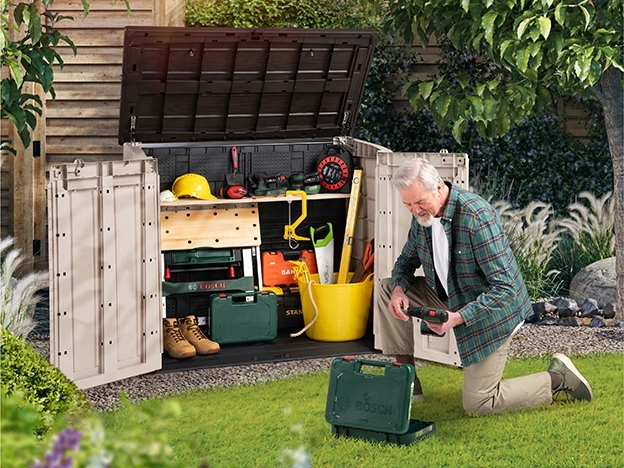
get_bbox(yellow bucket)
[297,273,374,342]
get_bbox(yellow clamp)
[283,190,310,246]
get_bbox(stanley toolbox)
[325,357,435,445]
[210,291,278,345]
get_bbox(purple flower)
[32,427,82,468]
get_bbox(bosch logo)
[187,283,198,292]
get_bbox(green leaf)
[483,96,498,120]
[81,0,90,16]
[28,5,42,44]
[14,3,26,25]
[467,95,484,118]
[6,58,24,87]
[482,10,497,45]
[537,16,551,40]
[456,72,470,89]
[515,47,529,73]
[461,0,470,13]
[554,2,565,27]
[452,118,467,143]
[418,80,434,100]
[517,16,533,39]
[579,5,590,31]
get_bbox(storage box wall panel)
[374,152,468,367]
[48,159,162,389]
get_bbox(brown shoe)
[180,315,220,355]
[163,318,196,359]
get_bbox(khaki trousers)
[376,277,553,415]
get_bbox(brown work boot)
[396,354,424,403]
[163,318,196,359]
[180,315,220,355]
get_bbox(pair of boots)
[163,315,220,359]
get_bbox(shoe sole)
[196,348,220,355]
[164,350,196,359]
[553,353,593,401]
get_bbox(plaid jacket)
[390,183,531,367]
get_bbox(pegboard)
[161,204,261,250]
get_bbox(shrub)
[0,391,47,468]
[551,191,615,294]
[185,0,378,29]
[0,328,90,433]
[494,201,562,300]
[0,236,47,339]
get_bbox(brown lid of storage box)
[119,27,378,144]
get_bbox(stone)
[602,302,616,320]
[536,317,559,326]
[569,257,616,309]
[551,298,579,318]
[580,298,600,318]
[526,304,541,323]
[558,316,582,327]
[589,316,607,328]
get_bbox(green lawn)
[97,353,623,468]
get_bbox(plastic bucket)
[297,273,374,342]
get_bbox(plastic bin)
[297,273,373,342]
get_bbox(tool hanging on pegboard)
[316,145,353,193]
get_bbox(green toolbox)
[210,291,278,345]
[325,357,435,445]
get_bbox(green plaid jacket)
[390,183,531,367]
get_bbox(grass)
[94,353,623,468]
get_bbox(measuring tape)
[316,145,353,193]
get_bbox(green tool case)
[325,357,436,445]
[210,291,278,345]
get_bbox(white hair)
[392,158,441,192]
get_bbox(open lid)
[119,27,378,144]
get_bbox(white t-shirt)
[431,217,448,296]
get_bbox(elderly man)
[377,157,592,415]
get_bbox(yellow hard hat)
[172,173,216,200]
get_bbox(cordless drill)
[405,306,449,336]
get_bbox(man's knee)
[462,392,494,417]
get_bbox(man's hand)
[388,286,410,321]
[425,311,464,335]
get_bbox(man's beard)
[415,212,433,227]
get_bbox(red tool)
[349,238,374,283]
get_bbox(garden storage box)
[325,357,435,445]
[210,291,278,345]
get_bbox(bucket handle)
[289,279,319,338]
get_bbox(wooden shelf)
[160,193,349,210]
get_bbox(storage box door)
[48,159,162,389]
[374,152,468,367]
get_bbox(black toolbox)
[325,357,436,445]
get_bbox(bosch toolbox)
[325,357,435,445]
[210,291,278,345]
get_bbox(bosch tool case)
[325,357,435,445]
[210,291,278,345]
